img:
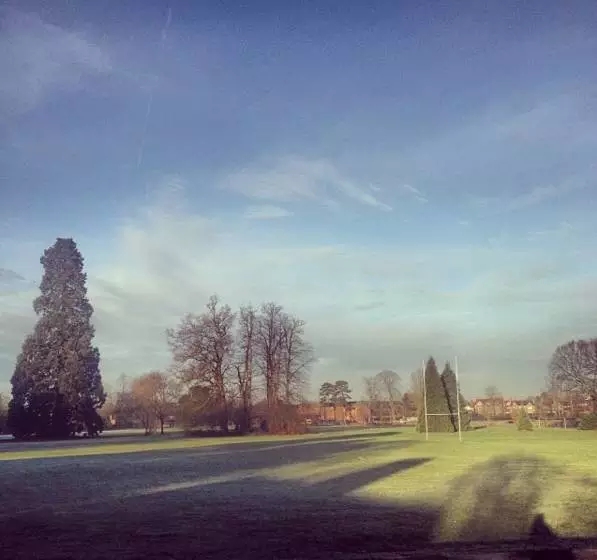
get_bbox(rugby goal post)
[422,356,463,442]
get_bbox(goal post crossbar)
[421,355,464,442]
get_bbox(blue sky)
[1,0,597,399]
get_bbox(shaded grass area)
[1,426,597,558]
[0,426,403,461]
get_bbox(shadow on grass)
[0,454,437,559]
[0,431,187,453]
[0,427,409,459]
[435,454,597,559]
[437,455,559,542]
[2,444,597,559]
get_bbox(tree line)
[165,296,314,434]
[5,238,314,439]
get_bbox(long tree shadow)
[435,454,597,559]
[3,449,597,559]
[0,454,437,559]
[0,435,416,518]
[436,455,558,542]
[0,427,402,455]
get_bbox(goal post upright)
[421,355,464,442]
[422,359,429,441]
[455,355,463,443]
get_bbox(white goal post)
[421,356,463,442]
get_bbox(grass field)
[1,425,596,558]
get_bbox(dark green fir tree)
[440,361,471,432]
[417,357,453,433]
[8,238,105,438]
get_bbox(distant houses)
[298,401,415,426]
[468,394,593,420]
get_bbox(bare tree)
[254,302,314,432]
[235,304,257,433]
[167,295,236,431]
[376,370,401,424]
[130,376,156,435]
[410,369,424,414]
[363,376,381,424]
[549,339,597,413]
[280,314,314,405]
[485,385,502,418]
[255,302,286,416]
[133,371,180,435]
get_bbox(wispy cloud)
[0,268,25,283]
[353,301,385,312]
[470,170,593,213]
[243,205,293,220]
[399,184,428,203]
[526,221,577,241]
[221,156,392,212]
[0,9,111,118]
[2,178,597,397]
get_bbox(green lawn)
[1,425,596,541]
[0,432,296,461]
[264,425,597,541]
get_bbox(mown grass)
[2,424,596,540]
[261,425,597,539]
[0,432,301,461]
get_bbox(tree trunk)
[160,417,164,435]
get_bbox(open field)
[1,425,597,559]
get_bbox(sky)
[1,0,597,400]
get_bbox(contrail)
[136,5,172,169]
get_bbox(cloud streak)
[221,156,392,212]
[399,184,428,203]
[243,205,293,220]
[0,9,111,119]
[470,169,593,213]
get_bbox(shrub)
[579,412,597,430]
[516,408,533,431]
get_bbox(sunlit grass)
[2,424,596,539]
[255,425,597,539]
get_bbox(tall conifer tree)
[8,238,105,438]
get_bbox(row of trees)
[102,296,315,435]
[166,296,314,434]
[5,237,315,439]
[319,380,352,407]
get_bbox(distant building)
[469,394,594,419]
[297,401,396,425]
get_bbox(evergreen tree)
[7,238,105,438]
[516,407,533,431]
[440,362,458,431]
[440,361,471,432]
[417,357,452,432]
